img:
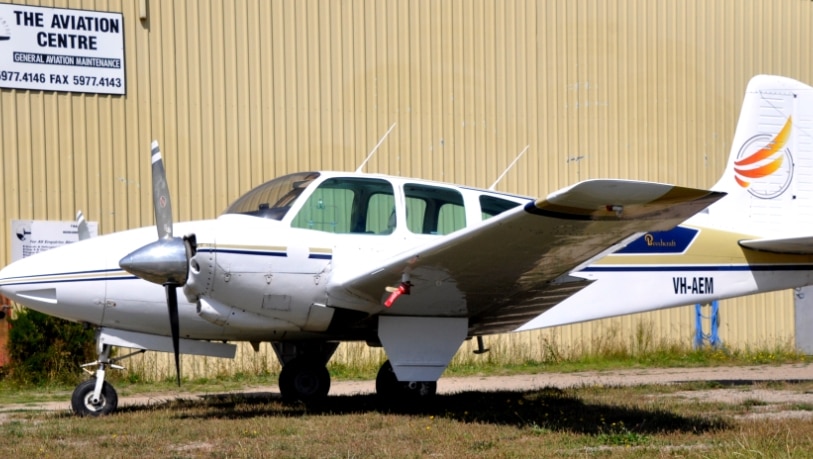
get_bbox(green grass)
[0,337,811,458]
[3,381,813,458]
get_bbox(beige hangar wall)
[2,0,812,374]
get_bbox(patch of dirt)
[670,388,813,405]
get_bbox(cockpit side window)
[291,178,395,234]
[480,195,522,220]
[223,172,320,220]
[404,184,466,235]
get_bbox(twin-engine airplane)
[1,74,812,416]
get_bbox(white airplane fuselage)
[5,208,813,342]
[523,217,813,330]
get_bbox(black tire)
[375,360,400,398]
[375,360,437,400]
[278,358,331,402]
[71,379,118,416]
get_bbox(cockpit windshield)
[222,172,320,220]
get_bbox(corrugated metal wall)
[2,0,811,360]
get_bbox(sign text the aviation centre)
[0,3,125,95]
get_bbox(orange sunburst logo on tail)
[733,116,794,199]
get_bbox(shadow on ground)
[113,386,727,435]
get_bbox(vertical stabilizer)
[707,75,813,236]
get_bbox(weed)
[741,398,768,408]
[596,420,651,446]
[469,439,497,452]
[528,422,552,435]
[785,402,813,411]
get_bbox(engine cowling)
[196,297,299,332]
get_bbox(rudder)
[706,75,813,236]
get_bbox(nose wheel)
[70,342,145,416]
[71,378,118,416]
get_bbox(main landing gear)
[278,357,331,401]
[275,357,438,402]
[375,360,437,399]
[272,343,439,402]
[273,342,336,402]
[71,344,144,416]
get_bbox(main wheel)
[278,358,331,402]
[71,379,118,416]
[375,360,437,400]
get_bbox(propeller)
[76,210,90,241]
[119,141,197,385]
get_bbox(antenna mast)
[355,122,397,173]
[488,144,530,191]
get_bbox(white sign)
[0,3,124,94]
[11,219,98,262]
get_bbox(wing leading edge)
[739,236,813,255]
[328,179,725,334]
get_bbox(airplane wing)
[739,236,813,255]
[327,179,725,335]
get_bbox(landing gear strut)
[375,360,437,399]
[71,344,144,416]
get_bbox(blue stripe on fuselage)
[580,264,813,273]
[198,248,287,257]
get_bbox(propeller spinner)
[119,141,196,385]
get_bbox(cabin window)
[480,195,522,220]
[291,178,395,234]
[404,184,466,235]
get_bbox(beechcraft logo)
[733,116,794,199]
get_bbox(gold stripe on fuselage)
[600,225,813,266]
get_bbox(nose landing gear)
[71,344,145,416]
[71,378,118,417]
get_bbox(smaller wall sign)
[0,3,125,95]
[11,219,98,262]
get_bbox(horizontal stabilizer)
[739,236,813,255]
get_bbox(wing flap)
[328,179,725,332]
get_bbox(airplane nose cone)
[0,237,109,325]
[119,238,189,286]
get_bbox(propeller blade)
[151,141,174,240]
[165,284,181,386]
[76,210,90,241]
[119,140,194,387]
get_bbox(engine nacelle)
[197,298,299,332]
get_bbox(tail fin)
[706,75,813,236]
